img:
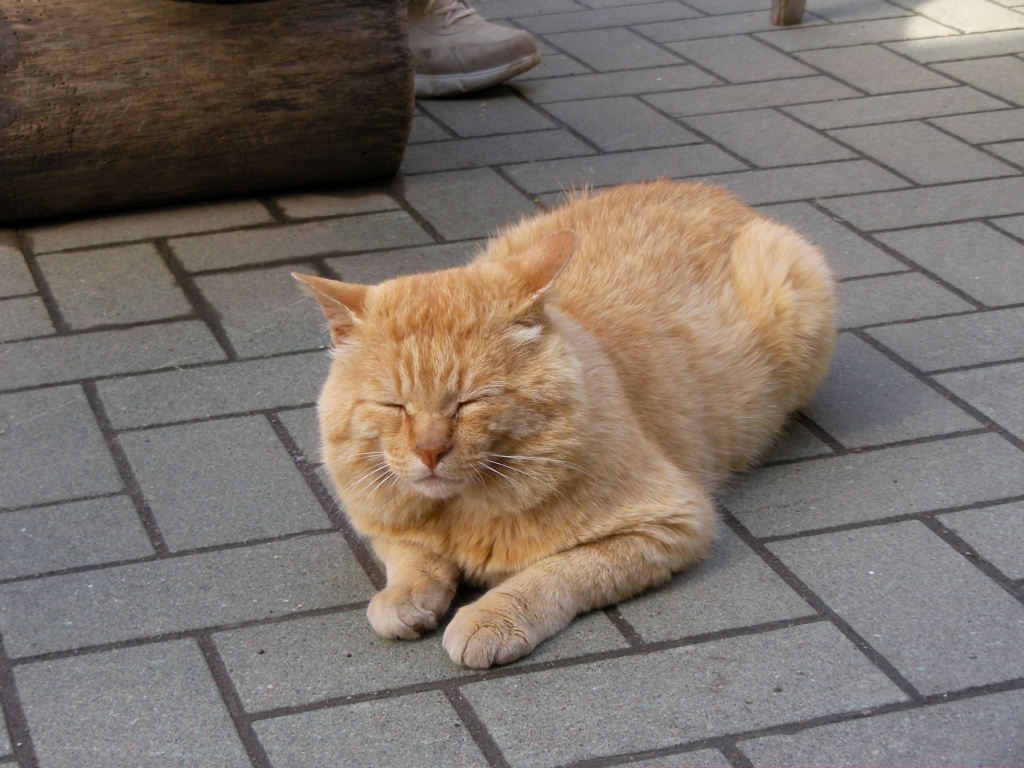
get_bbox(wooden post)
[0,0,414,224]
[770,0,806,25]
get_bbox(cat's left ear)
[292,273,368,346]
[504,230,576,306]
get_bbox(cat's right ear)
[504,230,576,305]
[292,273,368,346]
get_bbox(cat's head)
[295,231,581,510]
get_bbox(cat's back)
[479,180,836,482]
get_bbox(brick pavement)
[2,0,1024,765]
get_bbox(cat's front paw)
[442,601,536,668]
[367,582,454,641]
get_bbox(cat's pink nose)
[415,443,449,470]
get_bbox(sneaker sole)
[414,52,542,98]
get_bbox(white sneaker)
[408,0,541,98]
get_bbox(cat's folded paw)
[367,583,453,641]
[442,603,535,669]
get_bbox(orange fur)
[295,180,836,668]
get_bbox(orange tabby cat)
[295,180,836,669]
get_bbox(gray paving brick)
[0,320,225,390]
[515,65,720,104]
[171,211,432,272]
[936,361,1024,438]
[96,351,329,429]
[23,200,273,254]
[668,36,816,83]
[796,45,957,94]
[276,406,321,464]
[543,97,701,151]
[0,496,153,580]
[987,139,1024,165]
[400,130,595,175]
[417,92,556,137]
[888,0,1024,32]
[742,689,1024,766]
[120,417,329,551]
[634,10,790,43]
[940,501,1024,579]
[513,52,591,80]
[473,0,581,19]
[327,241,481,285]
[253,691,488,768]
[703,160,909,206]
[0,231,35,297]
[796,0,914,21]
[545,28,684,71]
[876,223,1024,306]
[683,0,767,13]
[838,270,974,331]
[501,145,746,195]
[628,751,731,768]
[408,113,454,144]
[931,108,1024,142]
[761,419,834,462]
[829,121,1018,184]
[887,28,1024,62]
[462,622,905,768]
[993,213,1024,239]
[820,176,1024,230]
[0,387,121,510]
[645,75,859,117]
[274,191,399,219]
[37,243,191,329]
[757,16,956,53]
[934,57,1024,106]
[805,334,979,447]
[784,87,1010,129]
[868,307,1024,372]
[516,1,700,34]
[17,641,251,768]
[724,433,1024,537]
[770,521,1024,694]
[0,533,373,657]
[0,296,54,342]
[216,608,626,712]
[400,168,536,241]
[686,109,856,167]
[757,202,905,278]
[195,266,327,358]
[617,526,812,642]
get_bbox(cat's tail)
[728,217,838,409]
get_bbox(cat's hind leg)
[442,485,715,668]
[366,538,460,640]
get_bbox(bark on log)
[770,0,806,25]
[0,0,413,224]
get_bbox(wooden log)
[0,0,413,224]
[770,0,806,25]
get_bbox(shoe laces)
[422,0,477,29]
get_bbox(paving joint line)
[7,601,371,667]
[244,615,823,723]
[926,354,1024,377]
[196,633,273,768]
[853,330,1024,453]
[0,635,37,768]
[265,412,386,590]
[81,380,170,556]
[0,490,127,516]
[382,177,447,244]
[443,685,512,768]
[14,232,68,335]
[156,239,239,360]
[719,742,754,768]
[755,493,1024,544]
[601,606,645,647]
[721,509,924,702]
[918,515,1024,607]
